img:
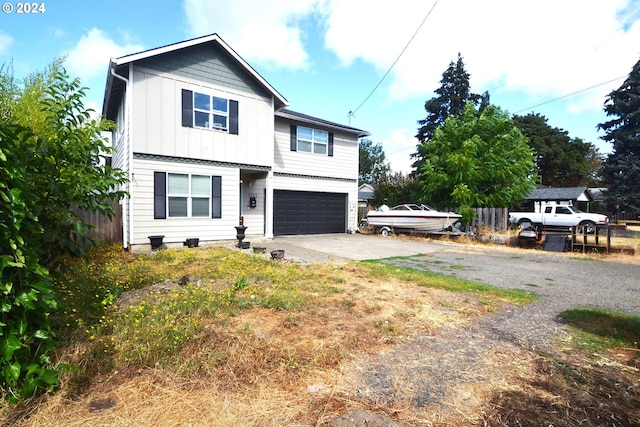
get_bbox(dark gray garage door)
[274,190,347,235]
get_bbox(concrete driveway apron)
[265,233,455,264]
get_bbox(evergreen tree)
[513,113,595,187]
[413,53,488,172]
[598,58,640,213]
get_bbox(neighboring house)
[102,34,369,251]
[357,183,374,223]
[523,186,604,213]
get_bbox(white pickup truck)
[508,205,609,233]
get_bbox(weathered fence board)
[73,200,122,244]
[457,207,509,233]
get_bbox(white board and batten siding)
[130,158,240,249]
[131,68,275,167]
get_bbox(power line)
[349,0,439,119]
[513,75,626,114]
[383,75,628,156]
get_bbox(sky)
[1,0,639,174]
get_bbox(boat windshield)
[390,204,437,211]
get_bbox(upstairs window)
[297,126,328,154]
[194,93,229,131]
[182,89,238,135]
[290,125,334,156]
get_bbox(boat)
[366,204,462,235]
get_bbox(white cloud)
[65,28,144,83]
[0,30,13,55]
[181,0,638,116]
[322,0,639,113]
[183,0,317,69]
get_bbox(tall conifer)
[598,58,640,214]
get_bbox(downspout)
[110,66,132,250]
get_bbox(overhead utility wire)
[384,74,628,156]
[349,0,439,119]
[513,75,626,114]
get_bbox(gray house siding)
[136,42,271,99]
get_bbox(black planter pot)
[270,249,285,259]
[148,235,165,250]
[184,238,199,248]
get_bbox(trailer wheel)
[380,226,392,237]
[578,220,596,234]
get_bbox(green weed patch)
[560,308,640,353]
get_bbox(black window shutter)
[229,100,239,135]
[290,125,297,151]
[328,132,334,157]
[181,89,193,127]
[154,172,167,219]
[211,176,222,218]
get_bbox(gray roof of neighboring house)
[358,191,373,200]
[358,184,374,201]
[276,109,370,138]
[527,187,591,202]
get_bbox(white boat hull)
[366,204,461,234]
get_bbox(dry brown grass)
[2,244,638,426]
[2,265,505,426]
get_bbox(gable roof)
[527,187,592,202]
[102,33,289,121]
[276,108,370,138]
[358,183,374,201]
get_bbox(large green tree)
[413,53,489,172]
[417,103,538,224]
[513,113,596,187]
[598,58,640,213]
[0,61,127,400]
[359,138,390,185]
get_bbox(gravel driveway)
[270,235,640,424]
[380,246,640,352]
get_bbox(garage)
[273,190,347,235]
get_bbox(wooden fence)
[468,207,510,233]
[73,200,122,244]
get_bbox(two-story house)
[102,34,369,251]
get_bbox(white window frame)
[167,173,211,218]
[297,126,328,155]
[193,92,229,132]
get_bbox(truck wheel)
[380,226,392,237]
[578,221,596,234]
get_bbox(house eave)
[276,108,370,138]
